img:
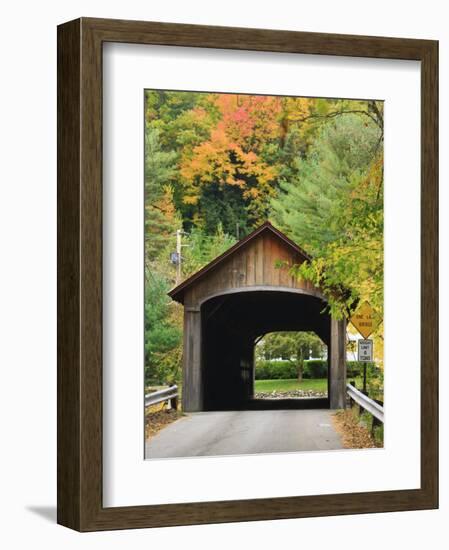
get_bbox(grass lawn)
[254,378,328,393]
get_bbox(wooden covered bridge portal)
[169,222,346,412]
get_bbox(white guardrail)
[145,385,179,409]
[346,383,384,423]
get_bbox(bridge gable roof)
[168,221,311,305]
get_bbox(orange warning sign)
[350,301,381,339]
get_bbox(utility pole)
[171,229,188,285]
[176,229,182,285]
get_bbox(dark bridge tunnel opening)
[200,290,332,411]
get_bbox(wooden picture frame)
[57,17,438,531]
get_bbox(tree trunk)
[297,351,304,382]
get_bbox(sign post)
[350,301,380,394]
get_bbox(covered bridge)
[169,221,346,412]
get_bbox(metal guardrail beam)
[145,385,178,408]
[346,383,384,423]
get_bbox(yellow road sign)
[350,301,380,339]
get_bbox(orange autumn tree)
[180,94,282,231]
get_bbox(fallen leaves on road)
[332,408,381,449]
[145,407,184,440]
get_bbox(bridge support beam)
[182,308,202,412]
[330,318,347,409]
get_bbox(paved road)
[145,409,342,459]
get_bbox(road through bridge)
[145,409,343,459]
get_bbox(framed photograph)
[57,17,438,531]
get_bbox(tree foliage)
[144,90,384,385]
[271,111,383,320]
[256,331,326,381]
[144,272,182,386]
[144,128,180,263]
